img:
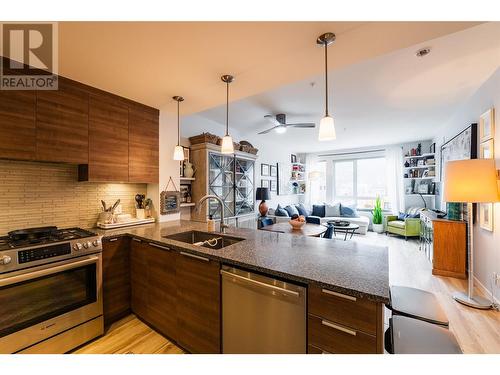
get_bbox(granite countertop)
[93,220,389,303]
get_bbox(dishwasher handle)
[221,269,300,298]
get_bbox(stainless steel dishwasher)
[221,265,306,353]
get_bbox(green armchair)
[385,208,423,240]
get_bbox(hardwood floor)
[78,231,500,354]
[74,315,183,354]
[355,232,500,354]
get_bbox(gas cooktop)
[0,227,97,251]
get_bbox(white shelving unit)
[403,143,437,210]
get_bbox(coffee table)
[327,221,360,241]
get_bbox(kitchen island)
[96,220,389,354]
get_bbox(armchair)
[385,208,423,240]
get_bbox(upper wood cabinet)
[36,78,89,163]
[128,105,159,183]
[0,89,36,161]
[82,94,130,182]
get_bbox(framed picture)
[480,203,493,231]
[180,146,190,177]
[270,164,277,177]
[480,139,494,159]
[261,179,270,188]
[291,154,297,163]
[479,108,495,143]
[261,164,269,176]
[270,180,277,192]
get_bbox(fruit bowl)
[289,220,306,230]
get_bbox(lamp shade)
[318,116,336,141]
[444,159,499,203]
[256,187,271,201]
[173,145,184,161]
[221,135,234,154]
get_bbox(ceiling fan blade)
[264,114,281,126]
[258,126,280,135]
[286,123,316,128]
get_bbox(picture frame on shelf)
[179,146,190,177]
[261,163,269,176]
[479,135,494,232]
[479,108,495,143]
[270,164,277,177]
[291,154,297,163]
[429,143,436,154]
[270,180,277,192]
[261,179,270,188]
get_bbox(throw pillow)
[407,213,420,219]
[397,212,408,221]
[295,203,309,217]
[324,202,341,217]
[311,204,326,218]
[340,204,359,218]
[275,204,289,217]
[284,205,299,217]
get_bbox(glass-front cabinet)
[208,152,255,220]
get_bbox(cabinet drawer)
[308,284,377,335]
[308,314,377,354]
[307,344,331,354]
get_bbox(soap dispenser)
[207,215,215,232]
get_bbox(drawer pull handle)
[108,238,118,242]
[132,238,142,242]
[321,288,357,302]
[149,242,170,251]
[180,251,209,262]
[321,320,357,336]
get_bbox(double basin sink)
[164,230,245,250]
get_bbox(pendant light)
[317,32,336,141]
[173,95,185,161]
[220,74,235,154]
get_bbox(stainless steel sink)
[164,230,245,249]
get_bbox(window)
[309,161,327,204]
[333,157,387,209]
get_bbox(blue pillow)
[408,213,420,219]
[295,203,309,217]
[284,205,299,217]
[340,205,359,218]
[312,204,325,218]
[275,204,289,217]
[397,212,408,221]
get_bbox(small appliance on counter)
[0,226,103,353]
[96,196,155,229]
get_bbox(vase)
[136,208,145,219]
[184,162,195,178]
[372,223,384,233]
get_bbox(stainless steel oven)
[0,228,104,354]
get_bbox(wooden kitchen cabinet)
[176,251,221,354]
[307,284,383,354]
[130,240,178,341]
[36,78,89,163]
[128,105,159,183]
[79,94,129,182]
[0,89,36,161]
[102,236,131,326]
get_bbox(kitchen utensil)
[101,200,107,212]
[110,199,121,212]
[135,194,145,209]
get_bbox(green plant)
[372,196,383,225]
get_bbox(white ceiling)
[184,22,500,153]
[54,22,478,113]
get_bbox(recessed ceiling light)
[416,47,431,57]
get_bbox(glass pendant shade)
[221,135,234,154]
[318,115,336,141]
[173,145,184,161]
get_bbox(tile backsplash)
[0,160,147,234]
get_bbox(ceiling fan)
[258,113,315,135]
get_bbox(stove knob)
[74,243,83,251]
[82,241,90,249]
[0,255,12,265]
[92,239,101,247]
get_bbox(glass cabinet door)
[208,153,235,219]
[234,157,255,216]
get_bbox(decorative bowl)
[289,220,306,230]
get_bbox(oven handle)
[0,256,100,287]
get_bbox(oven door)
[0,254,102,353]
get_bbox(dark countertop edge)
[99,230,389,304]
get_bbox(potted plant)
[372,196,384,233]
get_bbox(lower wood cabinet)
[307,284,383,354]
[102,236,131,326]
[176,251,221,354]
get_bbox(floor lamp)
[444,159,500,309]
